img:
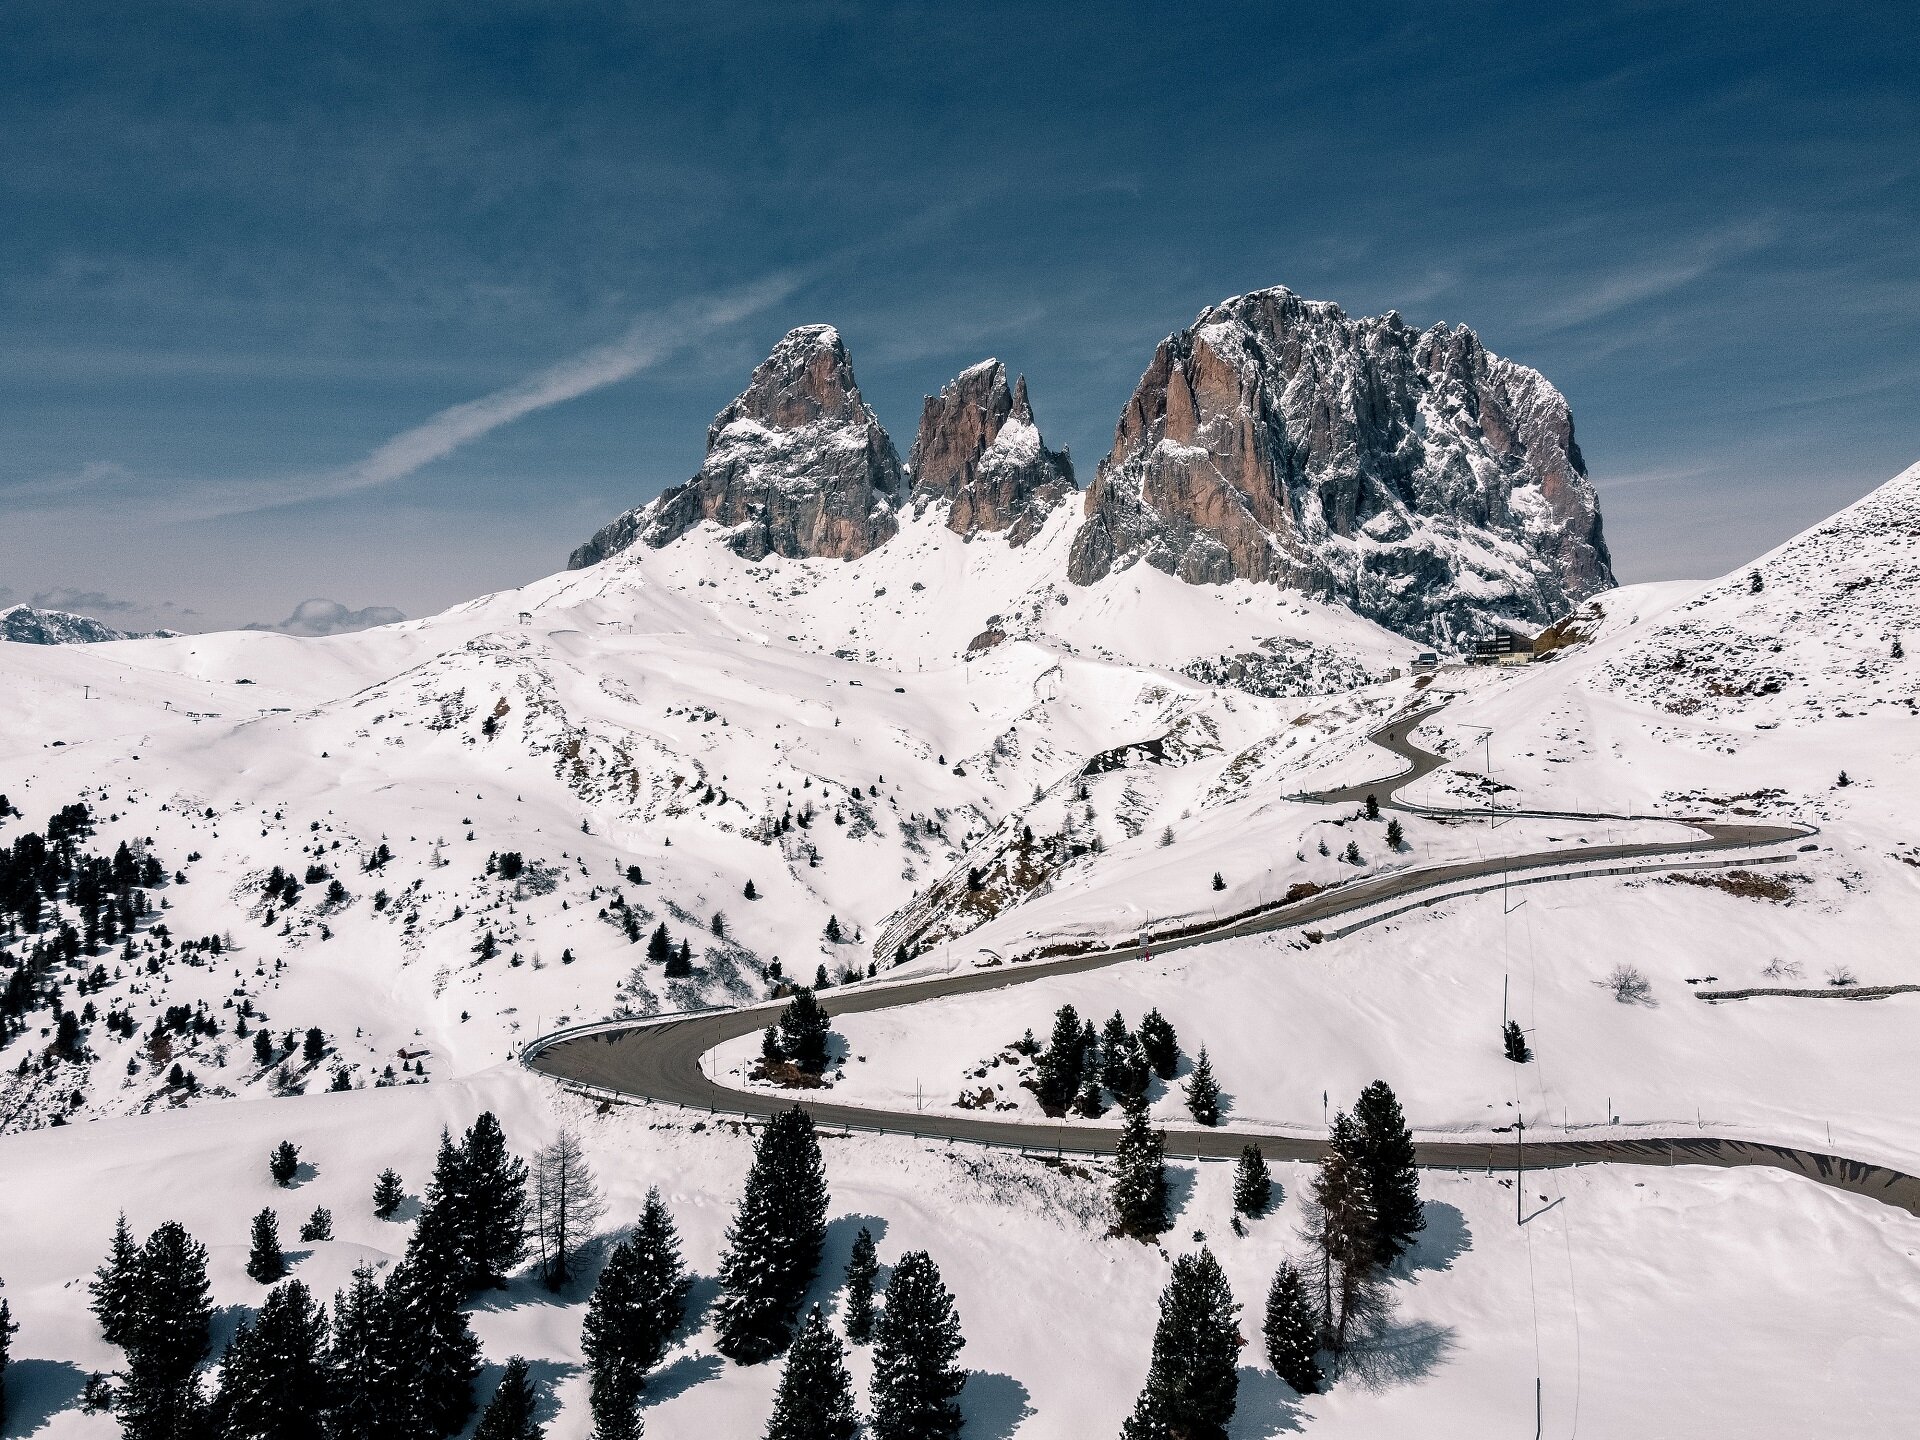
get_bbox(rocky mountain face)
[570,287,1615,650]
[908,361,1075,545]
[1,605,171,645]
[1066,287,1613,645]
[568,325,905,568]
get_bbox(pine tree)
[327,1265,411,1440]
[0,1291,16,1434]
[384,1250,481,1437]
[1233,1144,1272,1217]
[248,1208,287,1284]
[843,1226,879,1344]
[1111,1107,1169,1239]
[116,1221,214,1440]
[645,924,672,967]
[630,1188,691,1374]
[1031,1005,1084,1112]
[1351,1080,1424,1263]
[460,1111,529,1287]
[1136,1009,1179,1080]
[213,1278,330,1440]
[1261,1260,1322,1396]
[1365,793,1380,820]
[372,1169,405,1220]
[1385,817,1404,849]
[744,879,759,900]
[299,1208,334,1243]
[91,1212,143,1346]
[823,915,843,944]
[1120,1248,1239,1440]
[1502,1019,1531,1064]
[777,988,831,1072]
[581,1242,646,1440]
[765,1306,857,1440]
[715,1108,830,1363]
[869,1251,965,1440]
[474,1356,545,1440]
[270,1141,300,1187]
[1183,1047,1222,1126]
[666,939,693,978]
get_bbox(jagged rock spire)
[907,360,1074,546]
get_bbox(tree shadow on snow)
[4,1357,87,1436]
[676,1271,723,1336]
[1335,1315,1458,1392]
[1400,1200,1471,1275]
[642,1349,724,1406]
[807,1213,890,1316]
[1230,1366,1308,1436]
[470,1232,625,1313]
[291,1162,319,1186]
[468,1355,579,1431]
[209,1302,255,1355]
[1161,1164,1199,1226]
[961,1371,1034,1440]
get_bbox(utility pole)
[1514,1114,1525,1225]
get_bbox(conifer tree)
[715,1108,830,1363]
[91,1212,143,1346]
[247,1208,286,1284]
[0,1290,16,1433]
[1385,817,1405,849]
[628,1189,691,1374]
[581,1242,646,1440]
[1232,1144,1272,1217]
[776,988,831,1072]
[843,1226,879,1344]
[1308,1114,1381,1355]
[384,1250,481,1437]
[1136,1009,1179,1080]
[1183,1047,1222,1126]
[1120,1248,1239,1440]
[1032,1005,1083,1112]
[765,1306,857,1440]
[270,1141,300,1187]
[327,1265,411,1440]
[213,1278,330,1440]
[1111,1107,1169,1240]
[1351,1080,1424,1263]
[1502,1020,1531,1064]
[1262,1260,1322,1396]
[474,1356,544,1440]
[460,1111,529,1287]
[1099,1012,1132,1086]
[116,1221,214,1440]
[299,1208,333,1243]
[645,924,672,967]
[869,1251,965,1440]
[372,1169,404,1220]
[666,939,693,978]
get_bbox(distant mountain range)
[1,604,178,645]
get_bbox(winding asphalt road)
[529,706,1920,1218]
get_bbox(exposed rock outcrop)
[908,361,1075,544]
[1067,287,1614,645]
[569,325,904,568]
[1,605,175,645]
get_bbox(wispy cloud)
[1527,220,1777,333]
[156,272,805,520]
[30,585,142,613]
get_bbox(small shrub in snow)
[1600,964,1654,1005]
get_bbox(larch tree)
[533,1126,606,1290]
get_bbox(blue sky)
[3,2,1916,631]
